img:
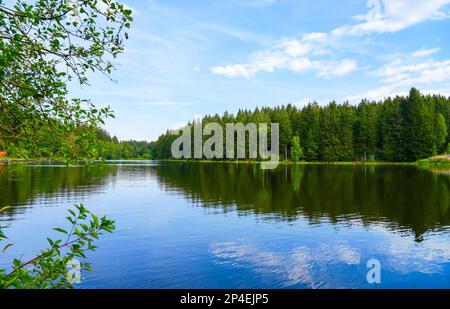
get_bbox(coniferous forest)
[151,88,450,162]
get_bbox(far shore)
[4,157,449,166]
[159,157,450,166]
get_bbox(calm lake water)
[1,161,450,288]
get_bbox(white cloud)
[210,64,254,78]
[279,39,313,57]
[302,32,328,43]
[346,85,402,103]
[317,59,358,77]
[374,49,450,87]
[412,48,441,58]
[289,58,314,73]
[346,48,450,102]
[333,0,450,36]
[211,38,357,79]
[210,0,450,80]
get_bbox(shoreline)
[2,157,449,166]
[159,159,450,166]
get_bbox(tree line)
[0,124,152,160]
[95,128,153,160]
[151,88,450,162]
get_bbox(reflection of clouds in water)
[210,228,450,287]
[385,235,450,274]
[210,241,361,288]
[334,245,361,265]
[363,224,450,274]
[358,223,450,275]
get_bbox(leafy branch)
[0,0,132,162]
[0,203,115,289]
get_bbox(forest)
[2,87,449,163]
[0,124,152,160]
[151,88,450,162]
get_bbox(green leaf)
[2,243,14,253]
[53,228,68,234]
[3,276,17,289]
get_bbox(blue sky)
[72,0,450,141]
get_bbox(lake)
[1,161,450,288]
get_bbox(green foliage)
[400,88,436,161]
[151,88,450,162]
[290,136,303,161]
[318,101,355,161]
[379,97,403,161]
[0,0,128,289]
[0,204,115,288]
[436,114,448,153]
[0,0,133,162]
[300,103,320,161]
[354,101,378,160]
[95,128,153,160]
[271,107,292,159]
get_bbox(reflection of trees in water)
[0,164,119,219]
[418,165,450,176]
[153,162,450,238]
[1,162,449,239]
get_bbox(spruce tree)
[319,102,340,161]
[400,88,436,161]
[354,101,378,160]
[300,102,320,161]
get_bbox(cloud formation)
[347,48,450,102]
[211,0,450,79]
[334,0,450,36]
[210,38,358,79]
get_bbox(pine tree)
[319,102,340,161]
[400,88,436,161]
[300,102,320,161]
[271,107,292,160]
[379,97,402,161]
[150,88,449,163]
[337,103,356,161]
[354,101,378,160]
[290,136,303,161]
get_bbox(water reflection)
[152,162,450,240]
[0,163,119,220]
[1,162,450,288]
[210,240,362,288]
[2,162,450,240]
